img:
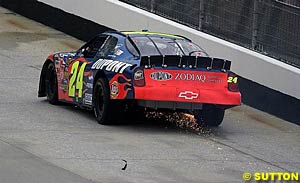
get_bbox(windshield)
[131,36,208,56]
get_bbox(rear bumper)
[134,86,241,106]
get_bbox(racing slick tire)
[45,63,59,105]
[94,78,120,125]
[194,105,225,127]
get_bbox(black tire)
[194,105,225,127]
[93,78,119,125]
[45,63,59,104]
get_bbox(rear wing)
[140,55,231,71]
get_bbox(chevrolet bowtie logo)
[178,91,199,100]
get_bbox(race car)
[38,31,241,126]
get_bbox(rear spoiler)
[140,55,231,71]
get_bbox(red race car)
[38,31,241,126]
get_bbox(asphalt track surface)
[0,7,299,183]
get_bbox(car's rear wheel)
[194,105,225,127]
[45,63,59,104]
[94,78,120,125]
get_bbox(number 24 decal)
[227,76,238,83]
[68,61,87,98]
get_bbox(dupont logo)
[178,91,199,100]
[150,72,172,81]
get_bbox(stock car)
[38,31,241,126]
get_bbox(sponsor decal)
[110,74,132,99]
[83,93,92,105]
[175,73,206,82]
[86,82,93,89]
[62,79,68,85]
[58,53,75,65]
[207,75,223,83]
[59,53,76,57]
[175,73,223,83]
[178,91,199,100]
[115,49,123,56]
[114,44,123,56]
[110,81,119,99]
[150,72,172,81]
[62,83,68,91]
[134,70,144,80]
[91,59,132,73]
[64,71,68,78]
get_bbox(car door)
[58,36,108,104]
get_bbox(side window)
[81,36,107,58]
[125,38,139,56]
[97,36,118,58]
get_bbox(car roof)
[121,31,190,41]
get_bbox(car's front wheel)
[93,78,119,125]
[45,63,59,104]
[194,105,225,127]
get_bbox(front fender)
[38,55,54,97]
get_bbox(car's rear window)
[131,36,208,56]
[176,39,208,56]
[132,37,160,56]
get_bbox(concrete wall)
[38,0,300,100]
